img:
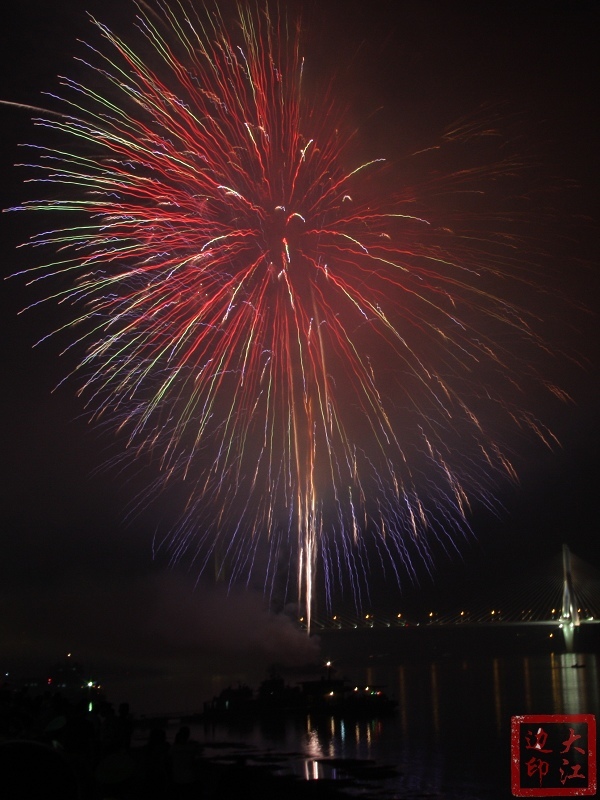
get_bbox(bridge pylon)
[561,544,580,627]
[561,544,580,653]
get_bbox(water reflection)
[430,661,440,737]
[193,653,599,797]
[337,652,599,793]
[523,656,533,710]
[397,665,408,738]
[303,723,323,760]
[301,716,380,780]
[492,658,502,734]
[550,652,600,715]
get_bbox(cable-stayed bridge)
[307,546,600,654]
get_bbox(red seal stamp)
[511,714,596,796]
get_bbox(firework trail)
[7,2,568,629]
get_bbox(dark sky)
[1,1,598,714]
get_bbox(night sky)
[1,1,598,714]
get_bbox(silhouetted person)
[141,727,171,798]
[170,725,203,798]
[114,702,135,752]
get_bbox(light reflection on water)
[177,652,599,800]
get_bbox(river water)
[150,643,599,799]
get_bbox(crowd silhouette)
[0,684,211,799]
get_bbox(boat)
[202,671,397,720]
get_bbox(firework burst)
[7,1,569,628]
